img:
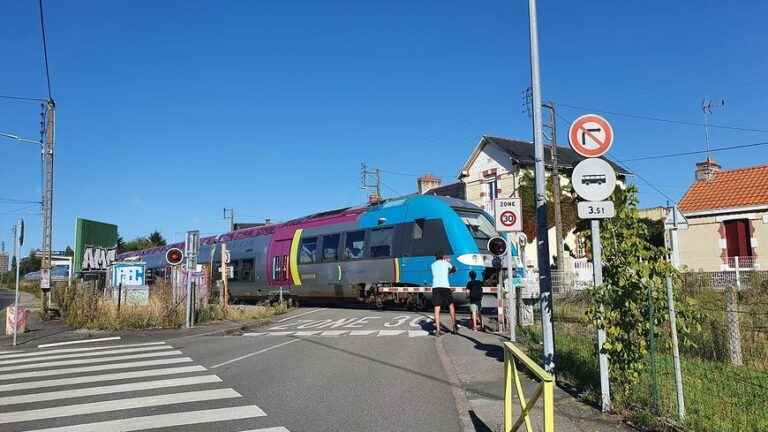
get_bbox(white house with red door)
[677,159,768,271]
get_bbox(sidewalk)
[440,327,633,432]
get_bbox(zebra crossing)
[242,329,431,338]
[0,341,290,431]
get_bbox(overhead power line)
[618,141,768,162]
[559,103,768,134]
[0,95,47,103]
[38,0,53,100]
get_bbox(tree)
[517,169,579,256]
[147,231,167,247]
[64,246,74,257]
[19,250,41,275]
[586,185,698,401]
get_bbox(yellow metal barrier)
[503,342,555,432]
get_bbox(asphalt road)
[0,289,15,311]
[0,307,467,432]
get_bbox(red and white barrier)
[377,286,499,294]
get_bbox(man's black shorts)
[432,287,454,308]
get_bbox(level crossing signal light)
[487,237,508,257]
[165,248,184,266]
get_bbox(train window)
[344,231,365,260]
[369,227,393,258]
[322,234,340,261]
[410,219,453,257]
[456,211,496,240]
[299,237,318,264]
[239,259,254,282]
[413,219,425,240]
[282,255,288,280]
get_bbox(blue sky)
[2,1,767,251]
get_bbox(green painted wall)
[74,218,118,273]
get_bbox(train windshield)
[455,210,497,249]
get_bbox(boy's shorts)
[469,301,481,314]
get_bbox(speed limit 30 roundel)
[500,211,517,227]
[568,114,614,158]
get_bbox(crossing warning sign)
[494,198,522,232]
[568,114,614,158]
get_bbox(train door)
[267,238,291,292]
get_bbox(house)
[418,135,629,274]
[677,159,768,271]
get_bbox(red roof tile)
[679,164,768,213]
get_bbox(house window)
[724,219,752,259]
[484,178,499,200]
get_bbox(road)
[0,289,15,312]
[0,307,468,432]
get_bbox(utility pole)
[223,208,235,231]
[40,100,55,317]
[184,230,200,328]
[527,0,555,373]
[360,163,382,202]
[543,102,565,276]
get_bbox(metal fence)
[516,266,768,432]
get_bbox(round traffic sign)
[499,210,517,227]
[487,237,508,257]
[568,114,614,158]
[165,247,184,266]
[572,158,617,201]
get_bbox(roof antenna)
[702,98,726,161]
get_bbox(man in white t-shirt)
[431,251,457,336]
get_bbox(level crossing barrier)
[503,341,554,432]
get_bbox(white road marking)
[293,331,322,336]
[377,330,405,336]
[265,331,294,336]
[349,330,377,336]
[408,330,430,337]
[0,365,206,392]
[23,405,268,432]
[0,357,193,381]
[37,336,121,348]
[0,375,222,405]
[0,341,167,361]
[275,308,323,322]
[0,388,241,424]
[243,332,266,337]
[0,345,171,366]
[211,339,299,369]
[319,330,347,336]
[238,428,291,432]
[0,350,183,372]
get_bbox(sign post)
[184,231,200,328]
[220,243,230,308]
[664,204,686,420]
[570,114,615,412]
[494,198,522,341]
[12,219,23,346]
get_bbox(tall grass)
[55,282,289,331]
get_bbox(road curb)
[435,334,475,432]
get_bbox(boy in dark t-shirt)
[466,271,484,331]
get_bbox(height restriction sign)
[494,198,522,232]
[568,114,614,158]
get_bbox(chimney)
[368,193,383,205]
[695,157,721,181]
[417,173,442,194]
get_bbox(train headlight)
[487,237,508,257]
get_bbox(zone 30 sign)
[494,198,522,232]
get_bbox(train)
[118,194,503,308]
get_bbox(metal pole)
[506,234,516,341]
[12,222,20,346]
[184,230,200,328]
[591,219,611,411]
[41,101,55,318]
[648,280,660,413]
[527,0,555,373]
[666,274,685,420]
[545,102,565,275]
